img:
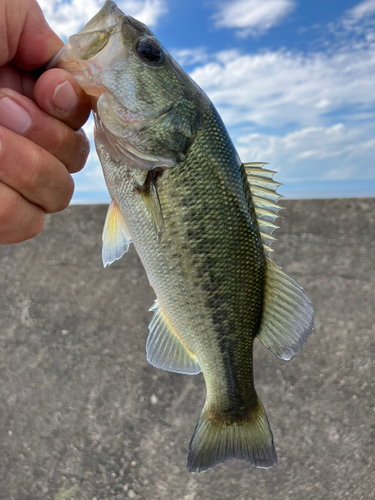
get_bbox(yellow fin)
[102,199,131,267]
[147,300,201,374]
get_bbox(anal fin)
[257,257,314,360]
[147,300,201,374]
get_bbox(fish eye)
[135,37,165,65]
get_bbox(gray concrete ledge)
[0,198,374,500]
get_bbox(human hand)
[0,0,91,244]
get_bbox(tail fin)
[186,396,277,473]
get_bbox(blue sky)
[39,0,375,202]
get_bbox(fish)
[49,0,314,473]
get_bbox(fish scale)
[170,112,264,413]
[51,0,314,473]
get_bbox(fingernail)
[52,81,78,112]
[0,97,32,135]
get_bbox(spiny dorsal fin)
[257,257,314,361]
[147,300,201,374]
[244,162,283,255]
[102,199,132,267]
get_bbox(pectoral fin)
[137,171,165,242]
[147,300,201,374]
[102,199,132,267]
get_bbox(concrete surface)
[0,198,374,500]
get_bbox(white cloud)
[38,0,375,201]
[189,35,375,128]
[189,2,375,185]
[347,0,375,20]
[39,0,168,40]
[213,0,295,37]
[236,123,375,181]
[169,48,209,66]
[197,0,375,130]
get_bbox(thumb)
[1,0,63,70]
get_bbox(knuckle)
[51,175,74,213]
[0,186,45,243]
[27,213,46,240]
[0,187,19,223]
[18,143,73,214]
[11,214,46,243]
[49,122,67,156]
[23,147,44,190]
[0,128,45,191]
[72,129,90,172]
[66,129,90,173]
[45,123,90,173]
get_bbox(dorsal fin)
[257,257,314,361]
[147,300,201,374]
[243,162,283,256]
[244,163,314,359]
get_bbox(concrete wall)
[0,199,374,500]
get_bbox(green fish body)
[51,0,314,472]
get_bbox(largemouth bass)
[50,0,314,473]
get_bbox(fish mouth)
[47,1,127,97]
[48,33,170,127]
[47,25,125,98]
[47,42,109,98]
